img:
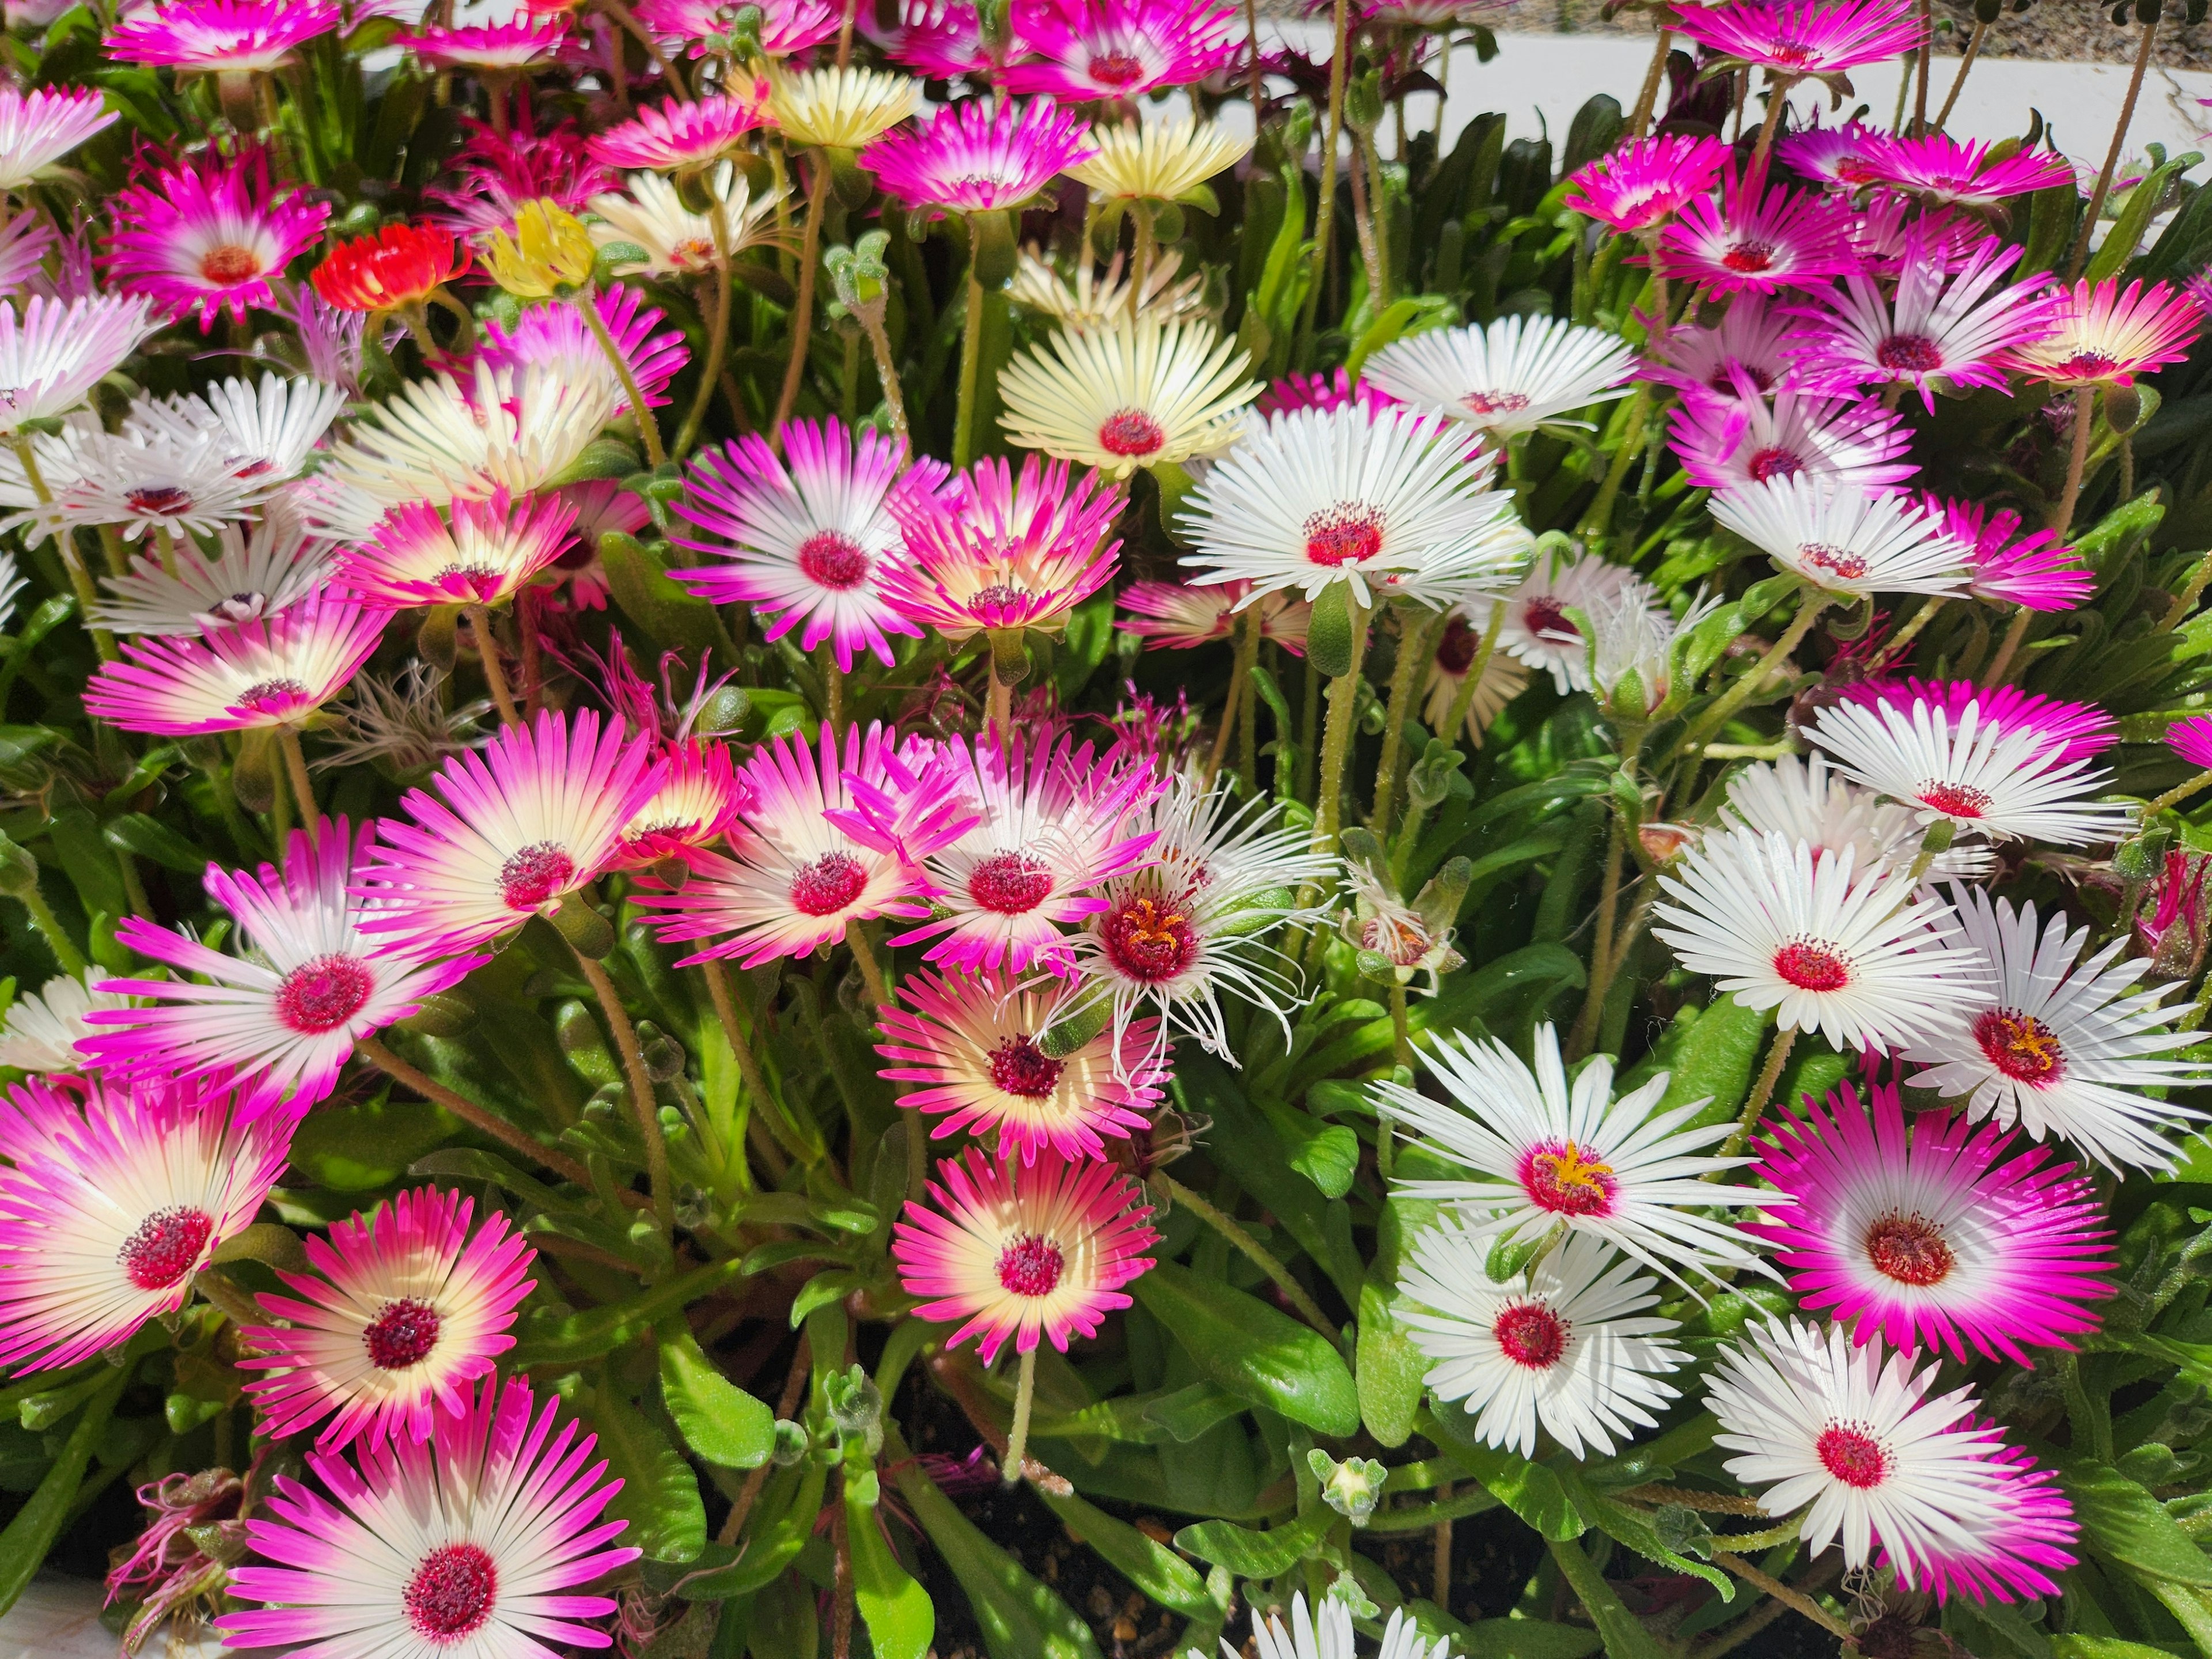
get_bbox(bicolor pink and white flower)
[2001,277,2206,388]
[1654,183,1861,297]
[1255,367,1398,421]
[587,94,768,172]
[341,492,579,611]
[0,85,116,191]
[862,95,1094,215]
[1641,296,1805,408]
[0,293,160,435]
[104,149,332,329]
[1001,0,1238,101]
[1829,678,2116,765]
[219,1375,639,1658]
[1422,608,1533,747]
[107,0,340,72]
[476,285,689,417]
[82,594,386,736]
[1897,1426,2079,1605]
[0,974,134,1073]
[1667,384,1914,493]
[1858,132,2077,207]
[1366,313,1636,438]
[239,1187,537,1451]
[611,739,747,866]
[1710,476,1972,600]
[1777,120,1889,189]
[1673,0,1927,76]
[637,0,837,55]
[1562,133,1731,234]
[1933,498,2094,611]
[396,14,569,70]
[891,1145,1158,1364]
[1720,752,1993,885]
[1116,579,1311,654]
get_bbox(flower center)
[1917,781,1993,818]
[1972,1008,2065,1084]
[2055,350,2120,382]
[1361,914,1432,966]
[199,244,264,285]
[675,236,718,266]
[1877,334,1944,373]
[1764,39,1817,69]
[119,1206,215,1291]
[1834,156,1879,185]
[1097,407,1165,457]
[275,953,376,1034]
[967,850,1054,915]
[967,581,1029,616]
[1461,388,1532,417]
[363,1297,444,1370]
[1721,240,1777,274]
[1434,615,1478,673]
[126,484,194,516]
[1086,50,1144,88]
[498,841,575,910]
[987,1035,1063,1099]
[797,531,870,590]
[1863,1212,1955,1287]
[1814,1423,1891,1490]
[403,1542,499,1642]
[1797,541,1869,582]
[1708,362,1776,396]
[1302,502,1386,567]
[235,677,309,712]
[1747,446,1802,483]
[1772,937,1852,991]
[1493,1301,1567,1369]
[1100,895,1196,983]
[1522,596,1579,638]
[995,1232,1065,1297]
[790,850,867,916]
[1522,1140,1616,1216]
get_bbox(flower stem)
[1580,384,1650,539]
[1628,25,1671,137]
[356,1034,620,1198]
[1150,1171,1336,1338]
[772,153,834,442]
[18,440,113,660]
[1879,594,1946,666]
[1002,1346,1038,1487]
[1933,17,1987,131]
[1312,597,1371,857]
[277,727,320,847]
[2047,383,2097,534]
[953,257,987,469]
[857,304,909,448]
[2151,769,2212,815]
[16,877,86,978]
[597,0,690,100]
[1369,603,1437,838]
[699,959,817,1170]
[2069,11,2158,281]
[1565,816,1626,1062]
[1128,200,1156,320]
[1711,1553,1849,1642]
[1205,616,1250,785]
[573,947,676,1233]
[1388,982,1412,1075]
[1745,72,1793,190]
[673,201,737,459]
[844,918,891,1014]
[1719,1022,1795,1161]
[1675,592,1826,762]
[1298,0,1353,349]
[1979,603,2035,691]
[465,603,522,726]
[577,291,666,467]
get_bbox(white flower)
[1365,315,1636,437]
[1376,1022,1778,1291]
[0,974,132,1071]
[1006,248,1206,327]
[0,549,21,632]
[1721,752,1994,885]
[1710,476,1973,600]
[1,419,283,545]
[1902,886,2209,1173]
[128,375,347,484]
[91,502,336,635]
[1464,546,1665,695]
[1232,1593,1453,1659]
[1653,830,1990,1051]
[1398,1226,1688,1458]
[1585,588,1722,716]
[588,164,784,278]
[0,294,159,435]
[1178,405,1531,609]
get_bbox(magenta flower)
[0,86,116,192]
[239,1187,537,1450]
[1832,678,2118,765]
[107,0,340,73]
[219,1376,638,1656]
[1929,498,2094,612]
[1256,367,1399,419]
[1563,134,1730,234]
[1001,0,1238,101]
[1673,0,1927,77]
[884,1,994,78]
[1859,132,2077,208]
[2170,715,2212,771]
[634,0,839,56]
[1777,119,1889,188]
[1642,296,1809,406]
[588,94,768,171]
[423,115,615,238]
[1118,578,1310,655]
[1885,1425,2077,1605]
[84,594,385,736]
[476,285,690,415]
[341,490,579,611]
[611,737,748,866]
[2002,277,2206,389]
[1668,385,1913,493]
[1654,180,1860,296]
[395,13,569,70]
[104,147,331,329]
[862,96,1094,215]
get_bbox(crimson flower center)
[1101,895,1197,984]
[987,1035,1064,1099]
[275,952,376,1034]
[790,850,867,916]
[236,677,308,711]
[1302,502,1386,566]
[200,244,264,286]
[1815,1423,1891,1490]
[1461,388,1532,417]
[1764,39,1817,69]
[363,1296,444,1370]
[1721,240,1777,274]
[119,1206,215,1291]
[1522,596,1579,639]
[127,484,194,516]
[498,841,575,910]
[1918,780,1993,818]
[1434,615,1478,674]
[1798,541,1869,582]
[967,581,1030,616]
[1097,408,1165,457]
[1493,1300,1567,1369]
[1877,334,1944,373]
[1863,1212,1955,1287]
[1708,362,1776,396]
[1772,937,1852,991]
[995,1232,1065,1297]
[797,531,870,590]
[1747,446,1803,483]
[1834,157,1878,184]
[403,1542,499,1642]
[1973,1007,2065,1084]
[1086,50,1144,88]
[967,850,1054,915]
[1521,1140,1616,1217]
[2055,350,2119,381]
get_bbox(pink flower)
[477,284,690,415]
[862,95,1093,215]
[107,0,340,72]
[2002,277,2206,388]
[83,594,385,735]
[877,967,1167,1162]
[883,0,994,77]
[633,0,839,55]
[85,820,482,1111]
[611,738,748,865]
[340,490,579,610]
[1654,179,1860,296]
[1930,498,2093,612]
[1563,134,1730,234]
[396,13,570,70]
[2171,714,2212,770]
[1255,367,1398,420]
[219,1376,638,1656]
[424,114,615,238]
[1777,118,1889,188]
[1668,385,1913,493]
[1832,678,2117,766]
[0,86,116,192]
[1117,579,1310,654]
[891,1145,1158,1363]
[1673,0,1926,77]
[1858,132,2077,208]
[588,94,768,171]
[358,708,668,955]
[104,147,332,329]
[0,1074,296,1374]
[239,1187,537,1450]
[1641,295,1808,406]
[1001,0,1238,101]
[1885,1425,2077,1604]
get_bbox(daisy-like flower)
[877,967,1167,1162]
[1422,608,1532,746]
[340,491,578,611]
[891,1145,1158,1363]
[312,222,470,314]
[1673,0,1927,76]
[1654,182,1861,297]
[1653,831,1991,1051]
[86,820,482,1111]
[1463,545,1663,695]
[880,453,1123,641]
[476,286,689,418]
[1398,1226,1689,1458]
[1927,497,2093,611]
[2001,277,2206,388]
[83,594,386,736]
[219,1375,639,1658]
[1668,384,1914,493]
[997,314,1258,478]
[0,974,133,1072]
[395,13,570,70]
[107,0,340,73]
[1178,405,1531,610]
[1001,0,1238,101]
[589,165,782,279]
[1831,679,2116,766]
[0,421,276,546]
[1788,231,2062,410]
[1720,752,1993,884]
[1710,475,1971,600]
[359,708,666,956]
[1241,1596,1455,1659]
[1641,295,1804,407]
[1777,119,1891,188]
[1899,1427,2078,1605]
[1859,132,2076,208]
[2172,714,2212,771]
[92,506,336,636]
[587,94,768,172]
[1117,579,1311,654]
[105,149,331,329]
[1806,694,2135,847]
[671,418,945,671]
[1562,132,1732,234]
[1005,247,1206,326]
[1377,1024,1777,1291]
[0,1074,294,1374]
[1902,887,2208,1173]
[1339,857,1464,994]
[1066,113,1251,204]
[609,738,745,866]
[238,1187,536,1450]
[1367,315,1635,438]
[1706,1316,2023,1593]
[638,0,836,55]
[0,293,160,435]
[863,95,1094,215]
[0,86,116,191]
[1749,1081,2113,1365]
[768,66,922,152]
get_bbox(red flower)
[309,222,468,313]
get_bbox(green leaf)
[847,1484,934,1659]
[657,1323,774,1469]
[1546,1537,1666,1659]
[1131,1260,1358,1437]
[2053,1638,2196,1659]
[1039,1486,1217,1621]
[293,1094,460,1190]
[1658,994,1771,1131]
[2089,152,2199,281]
[1307,583,1358,679]
[1355,1268,1425,1450]
[101,812,211,874]
[1262,1101,1359,1199]
[897,1457,1104,1659]
[601,531,724,657]
[1422,1408,1585,1541]
[1138,1382,1248,1444]
[587,1377,707,1564]
[507,1256,747,1367]
[2051,1450,2212,1586]
[1450,1619,1601,1659]
[1171,1507,1330,1577]
[0,1363,124,1615]
[1554,1468,1732,1602]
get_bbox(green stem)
[573,948,676,1233]
[465,603,522,725]
[1580,384,1651,539]
[15,879,87,978]
[1298,0,1353,349]
[2151,769,2212,815]
[953,261,986,469]
[772,152,834,442]
[1150,1171,1335,1339]
[17,440,113,660]
[1980,604,2036,691]
[1676,592,1827,762]
[844,919,892,1014]
[672,199,737,459]
[858,304,908,449]
[356,1034,612,1195]
[1710,1554,1848,1642]
[1719,1022,1795,1162]
[1128,200,1156,320]
[699,959,816,1169]
[1311,599,1372,858]
[1002,1346,1038,1486]
[1565,816,1626,1061]
[277,727,320,846]
[577,290,666,467]
[1369,604,1437,839]
[2067,12,2158,281]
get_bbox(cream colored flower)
[769,66,920,151]
[1006,247,1206,326]
[998,314,1258,478]
[589,164,787,278]
[1068,115,1252,204]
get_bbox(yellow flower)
[482,199,597,298]
[767,66,919,151]
[1068,116,1252,204]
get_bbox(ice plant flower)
[1902,887,2208,1173]
[130,373,347,484]
[1748,1081,2113,1365]
[891,1146,1158,1363]
[480,198,597,300]
[1397,1226,1688,1458]
[2173,714,2212,771]
[638,0,836,55]
[340,491,579,611]
[476,285,688,418]
[611,740,747,866]
[1001,0,1238,101]
[1067,113,1252,204]
[1366,314,1635,438]
[1422,609,1532,745]
[1654,182,1861,297]
[1652,831,1991,1052]
[0,293,157,435]
[1831,677,2116,765]
[877,967,1167,1162]
[92,510,336,636]
[395,13,570,70]
[1721,752,1992,885]
[0,85,115,191]
[359,708,666,955]
[998,314,1258,477]
[0,1075,294,1374]
[107,0,340,72]
[1255,366,1399,421]
[1667,385,1914,493]
[105,149,331,329]
[82,594,386,736]
[768,66,921,152]
[1008,247,1207,325]
[238,1188,537,1450]
[1117,579,1311,654]
[587,94,768,171]
[311,222,469,315]
[1672,0,1927,76]
[1897,1429,2079,1605]
[1710,476,1972,600]
[862,96,1095,215]
[1777,119,1889,188]
[0,421,277,546]
[1859,132,2077,207]
[1179,405,1531,609]
[219,1376,639,1656]
[588,165,781,278]
[1933,498,2093,611]
[2002,278,2206,388]
[1562,133,1732,233]
[1378,1024,1778,1291]
[1465,546,1665,695]
[1641,296,1803,408]
[0,973,133,1072]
